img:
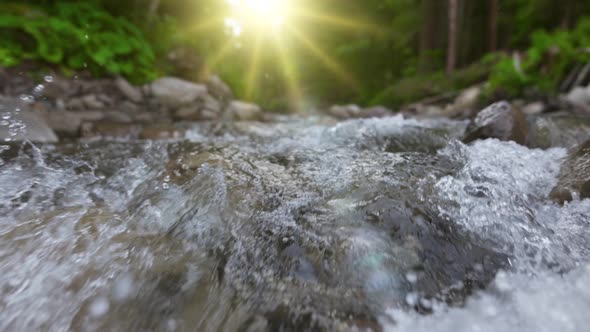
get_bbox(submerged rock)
[463,101,528,145]
[550,139,590,203]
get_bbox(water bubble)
[166,319,177,331]
[89,297,110,317]
[473,263,484,272]
[405,292,419,306]
[0,120,8,126]
[19,94,34,103]
[112,274,135,302]
[419,298,433,310]
[495,271,512,292]
[405,271,418,284]
[2,113,11,120]
[44,75,54,83]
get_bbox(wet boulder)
[463,101,528,145]
[550,139,590,203]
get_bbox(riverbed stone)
[148,77,208,108]
[329,104,362,119]
[361,106,393,118]
[228,101,263,121]
[206,75,233,101]
[550,139,590,203]
[115,77,143,103]
[463,101,528,145]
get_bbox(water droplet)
[89,297,110,317]
[44,75,54,83]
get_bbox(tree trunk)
[447,0,458,75]
[488,0,499,52]
[419,0,434,73]
[147,0,160,23]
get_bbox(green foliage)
[488,19,590,97]
[371,59,494,107]
[0,1,157,83]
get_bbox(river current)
[1,115,589,331]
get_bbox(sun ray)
[272,33,303,111]
[286,26,358,90]
[291,8,385,35]
[246,30,263,99]
[185,17,226,35]
[201,40,236,78]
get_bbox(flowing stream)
[1,114,590,331]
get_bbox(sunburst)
[195,0,383,109]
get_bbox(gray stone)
[361,106,392,118]
[0,97,58,143]
[550,139,590,203]
[228,101,263,121]
[66,97,85,110]
[328,104,361,119]
[174,106,218,121]
[206,75,233,100]
[104,111,133,124]
[115,77,143,103]
[565,85,590,113]
[148,77,208,108]
[134,112,154,123]
[522,101,546,115]
[82,94,105,109]
[43,111,83,136]
[463,101,528,145]
[201,94,223,113]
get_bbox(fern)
[0,2,157,83]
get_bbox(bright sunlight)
[227,0,291,32]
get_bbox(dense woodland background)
[1,0,590,110]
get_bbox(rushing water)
[1,114,590,331]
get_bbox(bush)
[0,2,157,83]
[488,19,590,97]
[370,59,495,107]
